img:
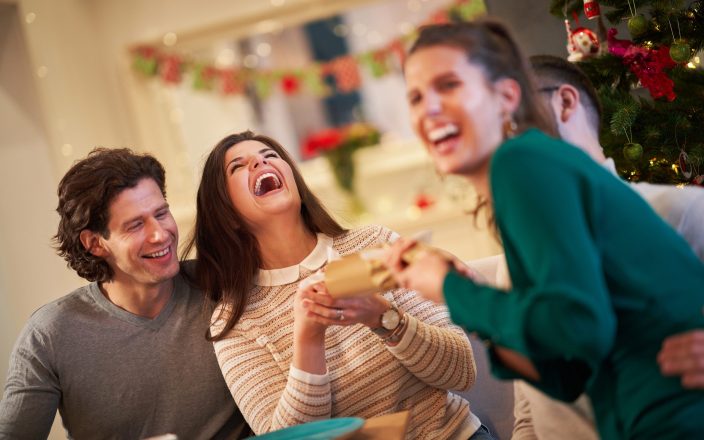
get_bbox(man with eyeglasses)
[530,55,703,261]
[507,54,704,440]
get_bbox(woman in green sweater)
[387,19,704,439]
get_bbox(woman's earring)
[502,114,517,139]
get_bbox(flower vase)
[341,188,365,218]
[325,148,365,217]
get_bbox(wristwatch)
[372,304,404,341]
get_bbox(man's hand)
[657,330,704,389]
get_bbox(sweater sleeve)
[212,312,331,435]
[677,190,704,261]
[443,144,616,401]
[386,288,476,392]
[0,324,60,440]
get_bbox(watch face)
[381,308,400,330]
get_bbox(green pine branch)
[547,0,704,184]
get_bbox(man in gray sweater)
[0,148,248,439]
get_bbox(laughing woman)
[386,20,704,439]
[183,131,492,439]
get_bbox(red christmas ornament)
[583,0,600,19]
[281,74,300,95]
[566,24,600,61]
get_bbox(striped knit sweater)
[212,225,482,439]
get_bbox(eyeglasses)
[537,86,560,94]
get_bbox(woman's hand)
[451,258,482,282]
[296,281,390,329]
[385,238,451,304]
[293,282,334,340]
[329,294,391,329]
[292,282,335,375]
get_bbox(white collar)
[255,233,333,286]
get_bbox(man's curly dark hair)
[53,148,166,282]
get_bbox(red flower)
[300,123,380,159]
[302,128,343,158]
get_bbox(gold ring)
[337,308,344,321]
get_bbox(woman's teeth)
[427,124,459,143]
[254,173,282,196]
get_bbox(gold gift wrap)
[324,252,393,298]
[324,243,431,298]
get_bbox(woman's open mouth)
[253,172,283,196]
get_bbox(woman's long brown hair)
[182,131,346,341]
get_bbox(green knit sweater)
[444,129,704,439]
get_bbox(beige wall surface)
[0,3,82,437]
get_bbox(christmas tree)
[549,0,704,184]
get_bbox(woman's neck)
[253,215,317,269]
[466,161,492,203]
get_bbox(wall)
[487,0,567,57]
[0,4,82,437]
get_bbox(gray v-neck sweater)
[0,268,246,439]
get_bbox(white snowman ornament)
[565,19,600,62]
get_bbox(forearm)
[260,328,332,432]
[269,366,332,432]
[292,328,326,375]
[0,346,59,440]
[235,370,332,434]
[215,334,332,434]
[443,271,611,400]
[444,271,614,364]
[0,388,57,440]
[387,314,476,391]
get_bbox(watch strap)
[372,306,407,344]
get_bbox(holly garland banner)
[130,0,486,98]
